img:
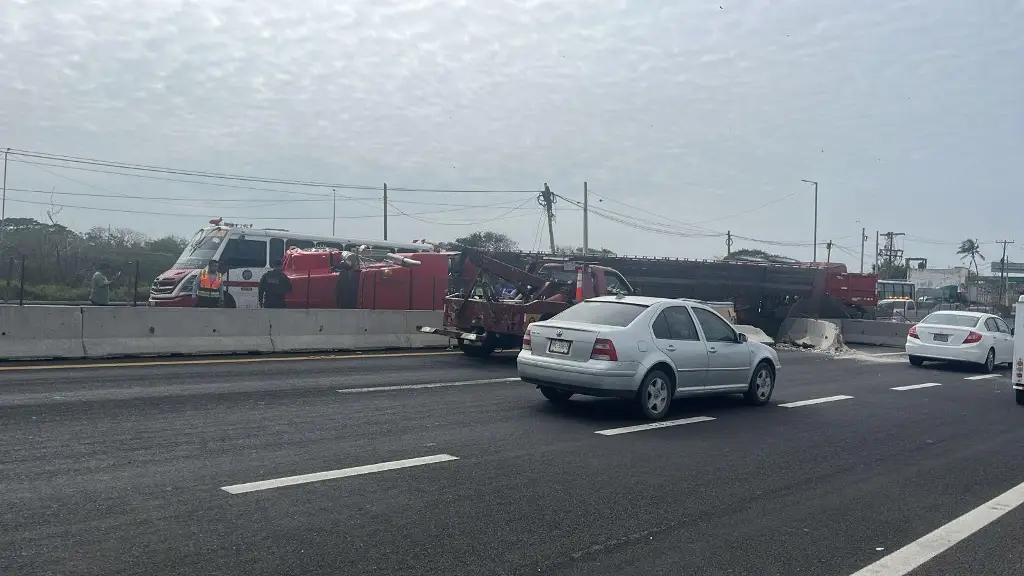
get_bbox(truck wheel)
[458,336,496,358]
[540,386,573,403]
[1017,390,1024,406]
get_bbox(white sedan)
[906,311,1014,372]
[516,295,781,420]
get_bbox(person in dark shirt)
[259,263,292,308]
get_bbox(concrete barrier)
[0,306,84,360]
[735,324,774,346]
[840,319,909,348]
[0,307,446,360]
[777,318,843,351]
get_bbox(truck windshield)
[551,301,648,327]
[172,228,227,269]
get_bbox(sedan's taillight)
[908,325,919,339]
[963,330,983,344]
[591,338,618,361]
[522,331,532,350]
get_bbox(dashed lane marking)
[891,383,942,391]
[221,454,460,494]
[964,374,1001,380]
[849,478,1024,575]
[594,416,716,436]
[778,395,854,408]
[337,377,521,394]
[0,350,460,372]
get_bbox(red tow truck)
[417,247,636,357]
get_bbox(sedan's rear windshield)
[551,301,648,327]
[921,313,981,328]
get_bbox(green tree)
[553,245,617,256]
[450,231,519,252]
[723,248,797,263]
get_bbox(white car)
[516,295,782,420]
[906,311,1014,372]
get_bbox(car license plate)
[548,339,571,354]
[933,334,949,342]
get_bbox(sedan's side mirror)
[737,332,748,343]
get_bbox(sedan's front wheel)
[744,361,775,406]
[637,370,672,420]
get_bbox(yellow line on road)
[0,350,461,372]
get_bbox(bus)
[149,218,434,308]
[876,279,915,302]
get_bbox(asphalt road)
[1,348,1022,576]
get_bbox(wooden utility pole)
[860,227,866,273]
[539,183,556,253]
[826,240,833,264]
[726,230,733,256]
[383,183,388,241]
[996,239,1015,304]
[582,182,589,256]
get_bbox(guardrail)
[0,306,445,360]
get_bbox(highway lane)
[1,350,1022,575]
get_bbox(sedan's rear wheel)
[980,348,996,373]
[909,355,924,366]
[637,370,672,420]
[744,361,775,406]
[539,386,573,403]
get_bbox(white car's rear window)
[551,301,648,327]
[921,313,981,328]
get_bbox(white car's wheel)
[744,361,775,406]
[980,348,996,373]
[539,386,573,403]
[637,370,672,420]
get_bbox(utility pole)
[726,230,733,256]
[1,148,8,249]
[878,231,906,280]
[860,227,866,273]
[382,183,388,241]
[875,231,880,274]
[332,189,337,236]
[801,180,819,262]
[825,240,833,264]
[582,181,589,257]
[539,183,556,253]
[996,239,1015,305]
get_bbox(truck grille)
[150,279,178,297]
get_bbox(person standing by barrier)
[89,263,121,306]
[259,261,292,308]
[196,259,225,308]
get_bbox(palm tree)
[956,238,985,275]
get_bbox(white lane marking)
[221,454,460,494]
[779,395,854,408]
[891,383,942,391]
[964,374,1000,380]
[337,377,520,394]
[594,416,716,436]
[848,479,1024,576]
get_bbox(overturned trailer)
[488,252,877,336]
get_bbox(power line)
[6,149,541,194]
[385,197,537,226]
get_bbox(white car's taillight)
[590,338,617,361]
[522,331,531,350]
[963,330,983,344]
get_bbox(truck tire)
[458,335,496,358]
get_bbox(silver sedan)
[517,295,781,420]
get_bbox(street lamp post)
[801,179,819,262]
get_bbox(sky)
[1,0,1022,270]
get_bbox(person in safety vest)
[259,261,292,308]
[196,259,225,308]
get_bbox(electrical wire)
[386,197,537,226]
[6,149,541,194]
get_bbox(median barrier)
[0,306,84,360]
[840,319,909,348]
[81,307,275,357]
[267,309,443,352]
[0,307,447,360]
[777,318,843,351]
[734,324,775,346]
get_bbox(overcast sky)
[1,0,1022,268]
